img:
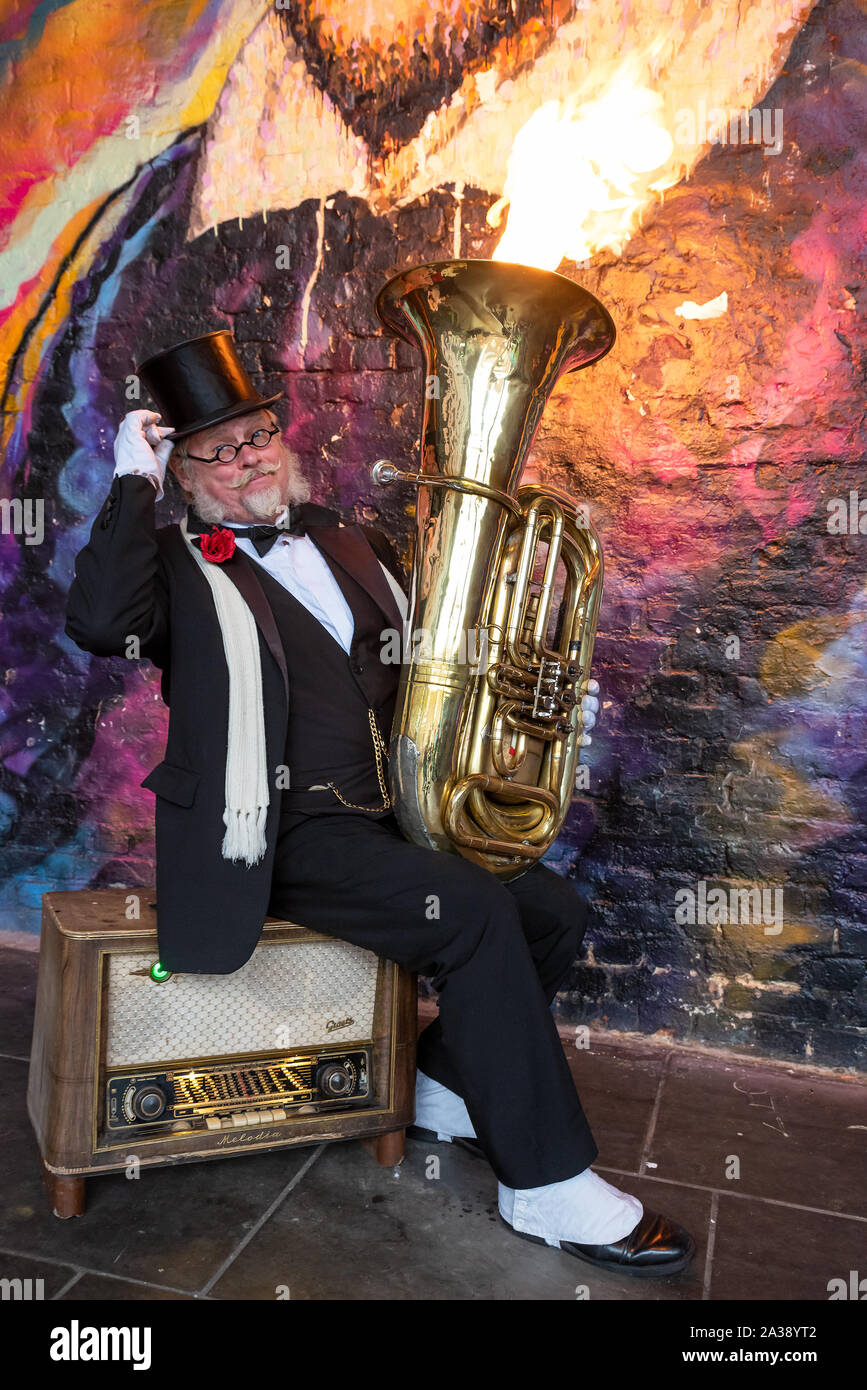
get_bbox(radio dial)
[130,1086,167,1121]
[316,1061,355,1097]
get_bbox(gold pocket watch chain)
[325,708,391,811]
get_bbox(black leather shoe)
[503,1208,696,1278]
[407,1124,486,1159]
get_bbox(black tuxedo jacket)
[65,473,407,974]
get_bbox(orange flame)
[490,69,679,270]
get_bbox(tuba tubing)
[372,258,614,879]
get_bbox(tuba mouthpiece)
[370,460,398,485]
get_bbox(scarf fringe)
[222,805,269,867]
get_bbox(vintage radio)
[27,891,417,1217]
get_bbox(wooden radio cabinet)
[27,891,417,1217]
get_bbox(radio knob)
[316,1062,354,1098]
[131,1086,167,1121]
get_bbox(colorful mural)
[1,0,865,1066]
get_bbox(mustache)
[230,466,280,490]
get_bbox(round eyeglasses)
[186,424,279,465]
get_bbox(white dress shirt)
[224,525,407,652]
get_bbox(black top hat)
[136,330,282,440]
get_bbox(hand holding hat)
[113,409,175,502]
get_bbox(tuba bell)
[372,259,615,880]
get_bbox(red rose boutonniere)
[199,527,236,563]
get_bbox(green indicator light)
[150,961,173,984]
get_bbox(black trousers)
[268,808,598,1189]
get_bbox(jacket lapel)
[308,524,404,631]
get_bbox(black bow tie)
[187,502,340,556]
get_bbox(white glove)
[113,410,174,502]
[578,677,600,747]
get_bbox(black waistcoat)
[249,548,400,816]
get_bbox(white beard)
[233,481,284,521]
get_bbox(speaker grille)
[105,940,381,1066]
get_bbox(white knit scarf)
[179,517,269,866]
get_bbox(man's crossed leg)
[268,809,694,1276]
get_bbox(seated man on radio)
[65,331,695,1278]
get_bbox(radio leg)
[362,1128,405,1167]
[41,1161,86,1219]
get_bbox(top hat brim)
[160,393,283,441]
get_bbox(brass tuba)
[372,259,615,880]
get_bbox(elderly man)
[65,331,694,1279]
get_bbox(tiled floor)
[1,944,863,1301]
